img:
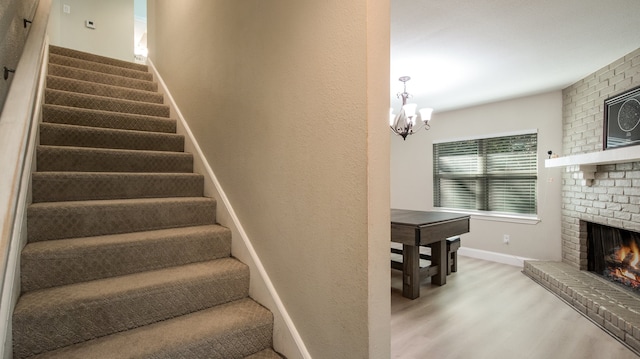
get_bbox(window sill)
[433,208,541,225]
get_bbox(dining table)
[391,209,470,299]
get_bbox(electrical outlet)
[63,4,70,14]
[503,234,510,244]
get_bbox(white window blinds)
[433,133,537,215]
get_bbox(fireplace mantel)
[545,146,640,186]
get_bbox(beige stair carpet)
[12,45,281,359]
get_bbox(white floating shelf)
[545,146,640,186]
[545,146,640,168]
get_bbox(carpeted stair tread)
[32,172,203,203]
[27,197,216,242]
[49,45,149,72]
[42,104,176,133]
[40,123,184,152]
[13,259,250,358]
[45,89,170,117]
[46,75,164,104]
[23,298,273,359]
[21,225,231,292]
[48,63,157,92]
[36,145,193,173]
[49,53,153,81]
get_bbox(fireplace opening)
[587,222,640,291]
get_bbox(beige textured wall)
[391,91,564,261]
[48,0,133,62]
[147,1,390,358]
[0,0,39,115]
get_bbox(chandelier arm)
[409,121,426,133]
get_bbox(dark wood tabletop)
[391,209,470,246]
[391,208,471,227]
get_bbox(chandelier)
[389,76,433,140]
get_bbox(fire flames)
[608,241,640,288]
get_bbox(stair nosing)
[15,258,245,310]
[49,45,149,72]
[40,122,183,140]
[47,63,157,90]
[31,171,204,203]
[28,196,214,209]
[46,75,163,102]
[32,171,203,178]
[22,224,229,255]
[49,53,153,81]
[37,144,190,157]
[45,88,170,114]
[42,104,177,132]
[36,145,194,174]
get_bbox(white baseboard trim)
[147,60,309,359]
[458,247,533,268]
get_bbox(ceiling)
[390,0,640,113]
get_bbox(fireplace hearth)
[523,260,640,355]
[524,223,640,357]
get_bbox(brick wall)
[562,48,640,269]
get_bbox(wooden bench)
[390,236,461,275]
[447,236,461,274]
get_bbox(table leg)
[431,239,447,286]
[402,244,420,299]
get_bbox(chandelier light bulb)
[403,103,417,119]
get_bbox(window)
[433,132,538,215]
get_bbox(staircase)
[12,45,280,359]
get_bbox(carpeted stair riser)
[37,145,193,173]
[21,225,231,292]
[40,123,184,152]
[46,75,164,104]
[49,53,153,81]
[42,104,176,133]
[45,89,170,117]
[13,259,250,358]
[48,64,157,92]
[49,45,149,72]
[27,197,216,242]
[24,299,273,359]
[32,172,204,203]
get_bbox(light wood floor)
[391,256,639,359]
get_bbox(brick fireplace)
[524,47,640,354]
[564,162,640,270]
[561,48,640,270]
